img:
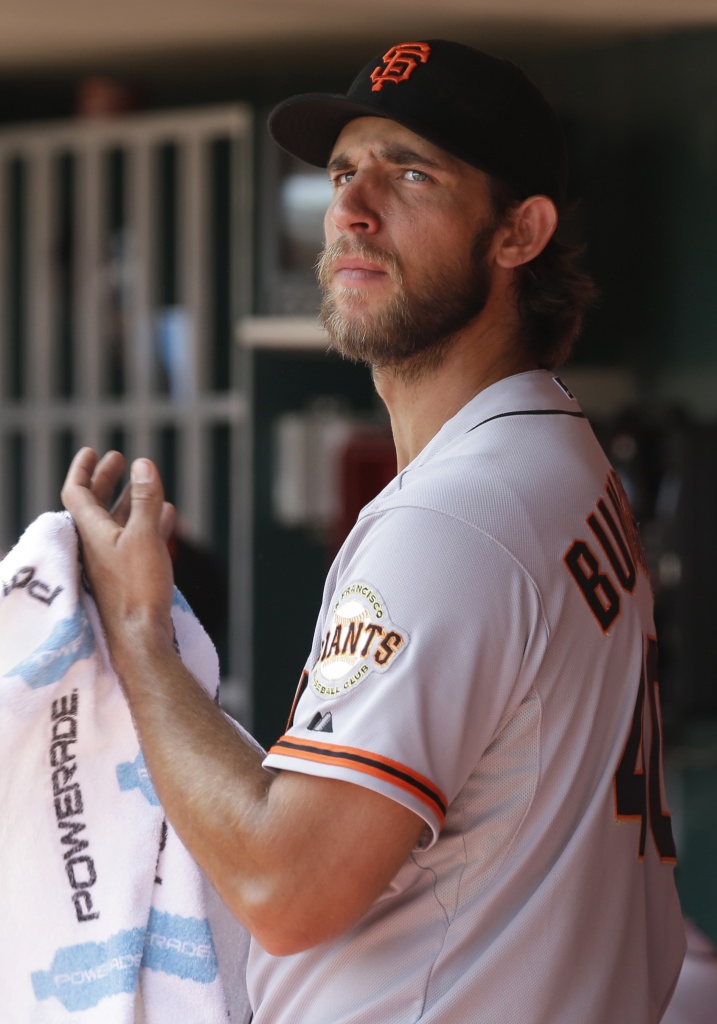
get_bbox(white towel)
[0,511,252,1024]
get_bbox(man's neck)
[374,320,538,472]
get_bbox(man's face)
[317,117,500,378]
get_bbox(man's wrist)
[105,615,178,692]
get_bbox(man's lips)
[332,258,391,284]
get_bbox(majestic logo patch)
[307,711,334,733]
[311,582,407,699]
[370,42,431,92]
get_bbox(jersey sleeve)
[263,505,548,844]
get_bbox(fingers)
[111,482,132,527]
[113,484,175,539]
[61,447,99,517]
[159,502,176,543]
[63,448,127,524]
[90,451,126,509]
[64,449,170,542]
[127,459,167,534]
[62,446,98,492]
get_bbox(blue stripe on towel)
[6,603,95,688]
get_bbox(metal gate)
[0,104,253,720]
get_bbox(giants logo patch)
[311,582,408,699]
[370,42,431,92]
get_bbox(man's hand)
[61,448,177,663]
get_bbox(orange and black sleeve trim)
[269,736,447,826]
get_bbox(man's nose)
[327,178,381,236]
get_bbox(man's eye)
[335,171,355,185]
[405,170,429,182]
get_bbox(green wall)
[251,349,381,749]
[522,30,717,380]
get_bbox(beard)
[316,225,495,383]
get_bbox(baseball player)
[63,40,686,1023]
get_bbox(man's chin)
[328,284,396,311]
[321,303,384,348]
[323,322,380,365]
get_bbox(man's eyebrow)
[327,153,353,175]
[327,143,445,175]
[379,144,444,169]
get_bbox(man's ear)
[495,196,558,269]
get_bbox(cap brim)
[268,93,398,167]
[267,90,510,188]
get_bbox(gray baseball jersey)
[253,370,685,1023]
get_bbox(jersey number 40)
[614,635,677,863]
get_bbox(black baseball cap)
[268,39,567,209]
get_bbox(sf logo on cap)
[370,42,431,92]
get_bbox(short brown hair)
[490,179,598,369]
